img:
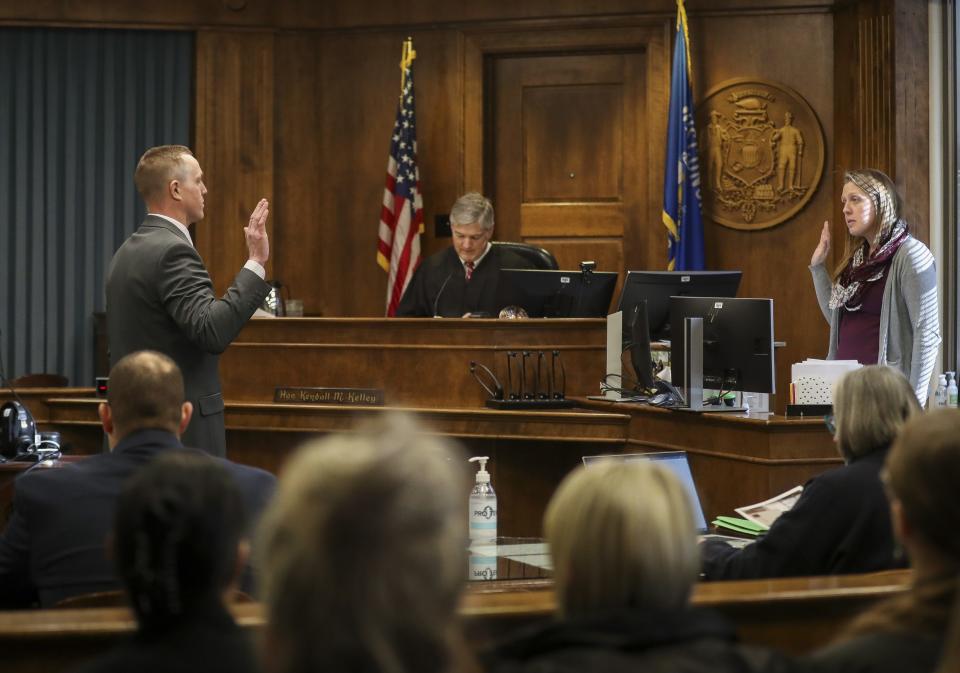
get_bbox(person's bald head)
[101,351,191,442]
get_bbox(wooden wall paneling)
[464,23,670,287]
[0,0,833,32]
[689,9,834,412]
[833,0,929,242]
[273,33,324,315]
[195,30,276,295]
[892,0,930,240]
[492,51,635,281]
[832,0,858,272]
[315,30,462,316]
[857,7,895,172]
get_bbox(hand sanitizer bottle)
[468,456,497,581]
[947,373,958,408]
[935,374,948,409]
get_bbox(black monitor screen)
[617,271,741,342]
[495,269,619,318]
[669,296,775,394]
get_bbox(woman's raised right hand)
[810,220,831,267]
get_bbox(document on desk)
[734,485,804,530]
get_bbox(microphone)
[432,272,455,318]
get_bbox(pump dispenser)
[935,374,948,409]
[468,456,498,581]
[948,373,958,408]
[468,456,497,542]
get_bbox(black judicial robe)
[395,246,534,317]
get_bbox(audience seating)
[0,570,911,673]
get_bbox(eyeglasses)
[824,413,836,436]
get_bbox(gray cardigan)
[810,236,940,403]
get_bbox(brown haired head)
[885,409,960,565]
[134,145,194,205]
[105,351,186,439]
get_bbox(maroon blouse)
[836,272,889,365]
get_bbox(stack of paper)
[712,485,804,536]
[790,359,861,404]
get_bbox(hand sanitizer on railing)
[935,374,948,409]
[468,456,497,581]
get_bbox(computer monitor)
[581,451,709,532]
[617,270,742,342]
[669,296,775,395]
[495,269,618,318]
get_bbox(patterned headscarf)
[828,170,909,311]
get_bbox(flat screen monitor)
[495,269,618,318]
[581,451,708,532]
[669,296,775,395]
[617,271,742,342]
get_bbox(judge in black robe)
[395,192,534,317]
[395,245,534,317]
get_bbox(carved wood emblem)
[697,78,824,231]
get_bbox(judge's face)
[174,154,207,224]
[841,181,879,243]
[451,221,491,263]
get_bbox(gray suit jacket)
[106,216,270,457]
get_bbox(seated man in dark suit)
[0,350,276,609]
[395,192,535,317]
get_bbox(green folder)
[711,516,766,537]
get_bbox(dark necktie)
[465,261,475,281]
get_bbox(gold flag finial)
[400,37,417,90]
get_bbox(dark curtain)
[0,28,192,386]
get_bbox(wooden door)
[489,51,651,287]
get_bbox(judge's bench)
[6,317,838,537]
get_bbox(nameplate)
[273,387,385,406]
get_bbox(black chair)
[492,241,559,270]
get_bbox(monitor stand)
[586,310,645,402]
[674,316,746,414]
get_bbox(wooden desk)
[461,569,912,653]
[578,398,840,521]
[8,393,836,536]
[0,570,912,673]
[5,319,836,535]
[223,317,608,407]
[36,397,630,536]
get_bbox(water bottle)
[468,456,497,581]
[934,374,948,409]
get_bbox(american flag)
[377,38,424,316]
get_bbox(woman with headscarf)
[809,168,940,403]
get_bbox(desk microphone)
[432,272,455,318]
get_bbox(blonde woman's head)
[545,459,700,618]
[832,365,920,461]
[257,414,469,673]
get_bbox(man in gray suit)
[106,145,271,457]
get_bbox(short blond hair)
[257,414,469,673]
[833,365,920,461]
[134,144,193,203]
[545,460,700,617]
